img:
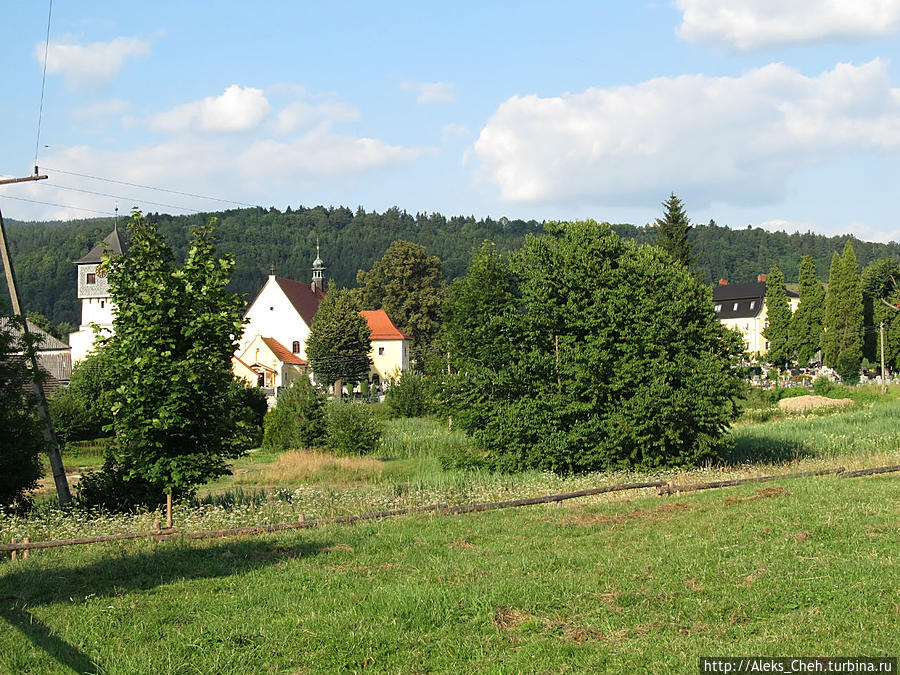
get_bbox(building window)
[86,273,96,284]
[378,347,385,355]
[714,304,722,312]
[733,302,739,311]
[292,340,300,354]
[749,301,756,310]
[100,301,105,309]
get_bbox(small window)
[714,304,722,312]
[292,341,300,354]
[378,347,385,356]
[269,306,274,311]
[749,301,756,310]
[733,302,739,311]
[86,273,96,284]
[100,301,105,309]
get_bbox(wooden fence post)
[22,537,30,560]
[10,538,16,562]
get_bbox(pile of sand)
[778,395,854,413]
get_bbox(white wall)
[239,276,312,357]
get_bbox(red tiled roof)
[275,276,325,326]
[359,310,411,340]
[261,337,307,365]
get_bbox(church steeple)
[311,239,326,294]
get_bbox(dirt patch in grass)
[725,487,791,506]
[448,538,476,549]
[236,450,385,485]
[778,395,853,413]
[494,606,532,631]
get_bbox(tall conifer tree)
[762,265,792,365]
[789,256,825,365]
[655,193,693,268]
[822,243,864,370]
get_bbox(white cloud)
[37,37,149,88]
[441,123,470,143]
[676,0,900,50]
[274,101,361,134]
[473,59,900,206]
[5,127,430,222]
[401,81,456,104]
[149,85,271,133]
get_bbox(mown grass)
[1,475,897,673]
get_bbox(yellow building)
[713,276,799,356]
[359,310,411,385]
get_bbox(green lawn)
[2,474,897,674]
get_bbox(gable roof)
[74,225,128,264]
[260,337,307,365]
[0,317,71,351]
[274,276,325,326]
[713,281,799,320]
[359,310,411,340]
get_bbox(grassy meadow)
[2,385,898,672]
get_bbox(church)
[233,246,410,393]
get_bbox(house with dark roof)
[69,224,128,363]
[712,275,799,355]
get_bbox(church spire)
[311,238,326,293]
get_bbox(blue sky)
[3,1,900,242]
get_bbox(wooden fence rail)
[2,465,898,557]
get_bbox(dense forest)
[2,204,899,330]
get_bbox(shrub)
[230,380,268,447]
[0,322,44,512]
[384,370,428,417]
[262,377,325,452]
[75,458,175,512]
[836,351,861,385]
[812,376,834,396]
[325,402,382,455]
[48,386,98,444]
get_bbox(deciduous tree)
[354,240,445,362]
[306,287,371,392]
[98,211,252,504]
[0,318,44,511]
[444,221,744,473]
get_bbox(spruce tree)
[762,266,792,366]
[655,193,693,268]
[789,256,825,365]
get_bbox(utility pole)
[881,321,887,396]
[0,170,72,505]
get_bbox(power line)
[49,183,200,214]
[0,194,115,217]
[33,0,53,169]
[43,167,259,208]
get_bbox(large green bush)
[325,402,382,456]
[443,223,745,473]
[384,370,429,418]
[262,377,325,451]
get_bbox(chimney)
[757,274,767,283]
[718,279,728,286]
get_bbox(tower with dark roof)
[69,224,128,362]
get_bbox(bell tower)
[311,239,326,294]
[69,223,127,363]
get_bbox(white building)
[713,276,800,356]
[68,225,127,363]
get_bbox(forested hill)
[3,205,900,329]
